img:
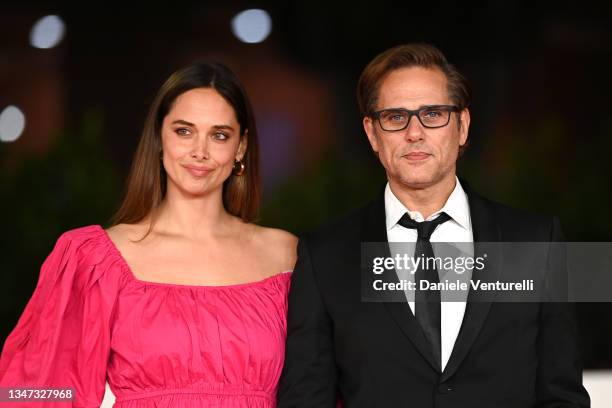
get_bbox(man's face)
[363,66,470,190]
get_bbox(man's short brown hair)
[357,43,471,118]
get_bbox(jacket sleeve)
[277,237,338,407]
[535,216,590,407]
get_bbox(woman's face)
[160,87,246,198]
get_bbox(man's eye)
[382,111,406,122]
[422,109,443,118]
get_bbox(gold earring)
[233,159,245,176]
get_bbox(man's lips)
[183,164,213,177]
[404,152,431,160]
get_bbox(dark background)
[1,1,611,368]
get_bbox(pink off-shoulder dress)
[0,225,291,407]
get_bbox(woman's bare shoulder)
[105,223,149,246]
[250,225,298,272]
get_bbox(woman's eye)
[213,132,228,140]
[176,128,191,136]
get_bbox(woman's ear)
[237,130,248,161]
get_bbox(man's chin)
[393,176,437,190]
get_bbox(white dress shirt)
[385,177,473,371]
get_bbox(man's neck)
[389,175,457,219]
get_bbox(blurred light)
[30,15,65,49]
[231,9,272,44]
[0,106,26,142]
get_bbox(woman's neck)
[152,186,238,240]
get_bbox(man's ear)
[363,116,379,153]
[458,108,470,147]
[237,130,248,161]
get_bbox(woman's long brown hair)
[111,62,260,232]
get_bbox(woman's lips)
[183,165,213,177]
[405,152,431,161]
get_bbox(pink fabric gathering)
[0,225,291,407]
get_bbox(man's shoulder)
[296,204,373,273]
[302,205,367,245]
[466,187,560,240]
[298,191,388,257]
[478,192,552,220]
[300,184,561,245]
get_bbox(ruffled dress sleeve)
[0,226,125,407]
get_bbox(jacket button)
[437,384,453,394]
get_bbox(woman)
[0,62,297,407]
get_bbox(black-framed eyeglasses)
[371,105,459,131]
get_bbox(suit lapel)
[361,192,442,373]
[440,182,502,381]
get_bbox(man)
[277,44,589,407]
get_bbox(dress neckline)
[96,225,292,289]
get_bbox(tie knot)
[398,212,451,240]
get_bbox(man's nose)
[404,114,425,142]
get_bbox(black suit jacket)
[278,184,589,408]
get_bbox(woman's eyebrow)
[171,119,195,127]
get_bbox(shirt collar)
[384,177,471,231]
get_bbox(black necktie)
[398,211,451,370]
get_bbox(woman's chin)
[167,183,214,198]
